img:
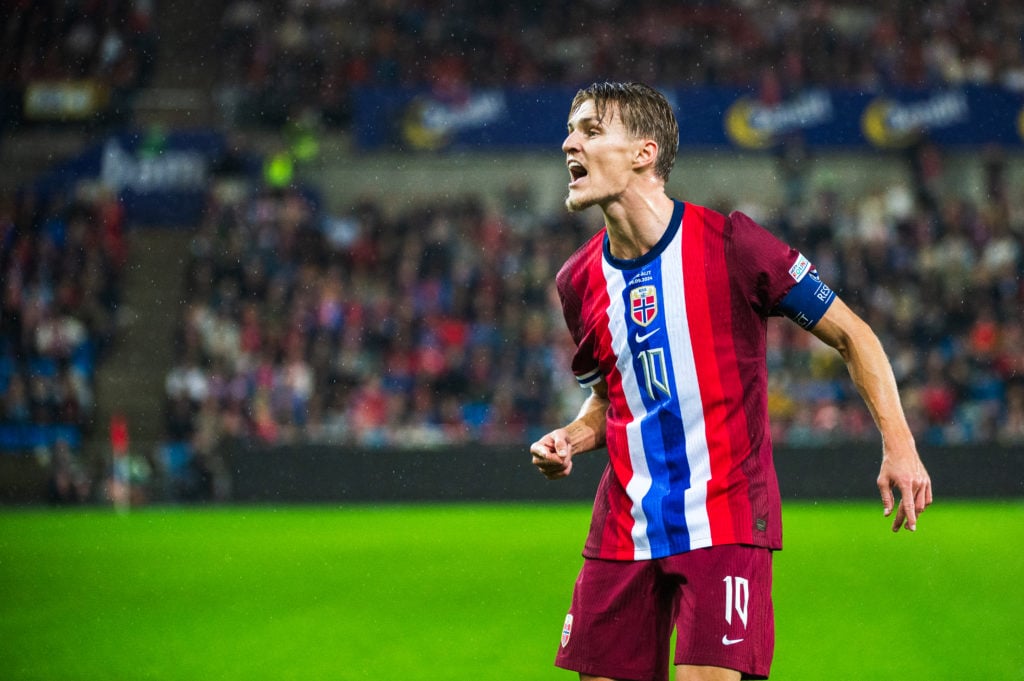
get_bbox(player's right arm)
[530,380,609,480]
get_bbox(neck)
[602,191,676,261]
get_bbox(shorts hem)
[556,658,659,681]
[675,657,769,680]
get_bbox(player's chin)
[564,191,592,213]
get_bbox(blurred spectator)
[1000,382,1024,444]
[45,437,92,505]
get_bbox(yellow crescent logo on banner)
[862,98,918,149]
[401,99,449,151]
[724,97,773,150]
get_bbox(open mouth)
[568,160,588,186]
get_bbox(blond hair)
[569,82,679,180]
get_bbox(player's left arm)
[809,297,933,532]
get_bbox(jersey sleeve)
[727,210,836,328]
[555,240,602,388]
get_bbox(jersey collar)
[602,199,685,271]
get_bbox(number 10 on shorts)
[724,576,749,627]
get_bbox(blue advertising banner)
[34,129,227,226]
[354,85,1024,152]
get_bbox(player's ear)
[633,139,659,171]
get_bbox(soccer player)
[530,82,932,681]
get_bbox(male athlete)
[530,82,932,681]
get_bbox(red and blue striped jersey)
[556,200,833,560]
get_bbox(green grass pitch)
[1,500,1022,680]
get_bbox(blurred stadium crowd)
[161,160,1024,461]
[1,183,127,501]
[213,0,1024,128]
[1,0,1023,503]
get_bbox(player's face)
[562,99,640,212]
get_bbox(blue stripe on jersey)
[655,403,692,554]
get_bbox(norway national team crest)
[630,285,658,326]
[561,613,573,648]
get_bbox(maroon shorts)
[555,545,774,681]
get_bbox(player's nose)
[562,131,580,154]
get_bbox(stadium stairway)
[85,227,192,480]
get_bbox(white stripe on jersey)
[660,232,713,549]
[601,257,654,560]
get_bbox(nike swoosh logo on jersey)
[721,635,744,646]
[634,328,660,343]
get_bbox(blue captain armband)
[777,262,836,330]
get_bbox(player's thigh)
[667,545,774,680]
[556,558,675,681]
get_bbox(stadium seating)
[211,0,1024,129]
